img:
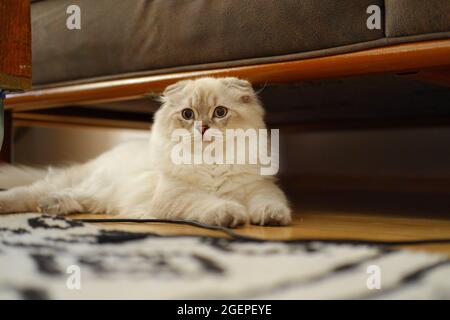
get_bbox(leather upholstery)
[31,0,450,85]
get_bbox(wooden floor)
[70,199,450,256]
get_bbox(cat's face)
[153,77,265,143]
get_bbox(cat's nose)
[201,125,209,135]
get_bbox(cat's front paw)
[249,202,292,226]
[0,194,18,214]
[198,200,248,228]
[37,193,82,215]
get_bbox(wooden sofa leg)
[0,98,12,163]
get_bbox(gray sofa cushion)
[31,0,450,85]
[385,0,450,37]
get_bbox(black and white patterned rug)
[0,214,449,299]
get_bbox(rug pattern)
[0,214,449,299]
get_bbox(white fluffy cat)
[0,77,291,227]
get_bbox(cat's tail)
[0,165,49,190]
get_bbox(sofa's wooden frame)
[2,38,450,164]
[5,39,450,113]
[0,0,32,162]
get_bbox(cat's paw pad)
[37,194,82,215]
[206,201,248,228]
[249,202,292,226]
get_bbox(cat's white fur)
[0,77,291,227]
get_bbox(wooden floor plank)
[70,207,450,256]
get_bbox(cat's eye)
[181,108,194,120]
[213,106,228,118]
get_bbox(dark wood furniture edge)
[0,110,12,162]
[13,112,151,130]
[0,0,32,162]
[0,72,32,91]
[0,0,32,87]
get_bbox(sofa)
[30,0,450,85]
[2,0,450,160]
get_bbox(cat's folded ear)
[221,77,255,103]
[221,77,253,91]
[159,79,192,104]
